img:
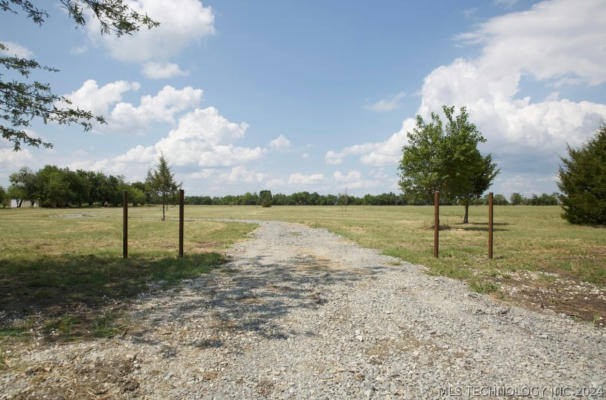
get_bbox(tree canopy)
[558,124,606,225]
[146,154,180,221]
[1,0,158,150]
[399,106,499,223]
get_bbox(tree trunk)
[162,194,166,221]
[463,200,469,224]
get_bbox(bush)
[260,190,272,208]
[558,124,606,225]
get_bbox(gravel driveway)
[2,221,605,399]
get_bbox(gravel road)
[2,220,605,399]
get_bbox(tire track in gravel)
[2,220,605,399]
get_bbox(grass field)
[0,206,255,346]
[1,204,604,351]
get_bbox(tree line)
[0,158,178,209]
[0,168,561,208]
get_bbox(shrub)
[558,124,606,225]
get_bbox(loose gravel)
[2,220,605,399]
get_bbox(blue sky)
[1,0,605,196]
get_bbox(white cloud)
[333,170,377,190]
[65,79,140,116]
[0,41,33,58]
[301,153,310,159]
[109,85,203,132]
[74,105,265,183]
[456,0,606,86]
[326,0,606,183]
[220,167,265,184]
[288,173,325,185]
[142,62,189,79]
[494,0,519,8]
[87,0,215,62]
[269,135,291,149]
[334,170,361,182]
[365,91,406,112]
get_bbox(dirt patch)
[495,272,606,325]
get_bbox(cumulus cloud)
[365,91,406,112]
[0,41,33,58]
[142,62,189,79]
[269,135,291,150]
[87,0,215,62]
[66,81,203,132]
[333,170,377,190]
[70,106,265,182]
[65,80,140,116]
[325,0,606,188]
[110,85,203,132]
[288,173,325,185]
[219,166,265,184]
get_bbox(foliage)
[260,190,272,207]
[398,106,498,223]
[146,154,180,221]
[0,185,6,207]
[558,124,606,225]
[0,0,158,150]
[398,113,445,203]
[4,164,154,207]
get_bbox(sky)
[1,0,605,197]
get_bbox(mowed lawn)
[1,204,604,347]
[187,205,606,323]
[0,206,255,344]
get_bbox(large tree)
[399,106,498,223]
[1,0,158,150]
[398,112,446,203]
[558,124,606,225]
[147,154,180,221]
[8,166,39,206]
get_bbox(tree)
[260,190,272,207]
[558,124,606,225]
[1,1,158,150]
[399,106,498,223]
[398,113,446,203]
[510,192,523,205]
[8,166,39,206]
[147,154,180,221]
[0,185,6,207]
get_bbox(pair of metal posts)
[123,189,185,259]
[433,192,494,259]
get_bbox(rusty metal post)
[123,191,128,259]
[434,191,439,258]
[488,192,494,259]
[179,189,184,258]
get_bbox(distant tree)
[399,106,498,222]
[0,185,6,207]
[493,194,509,205]
[558,124,606,225]
[510,192,523,205]
[8,167,39,206]
[1,1,158,150]
[260,190,272,207]
[147,154,180,221]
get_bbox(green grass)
[1,204,604,344]
[0,206,256,343]
[171,205,605,287]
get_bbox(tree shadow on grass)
[458,222,510,232]
[0,253,225,342]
